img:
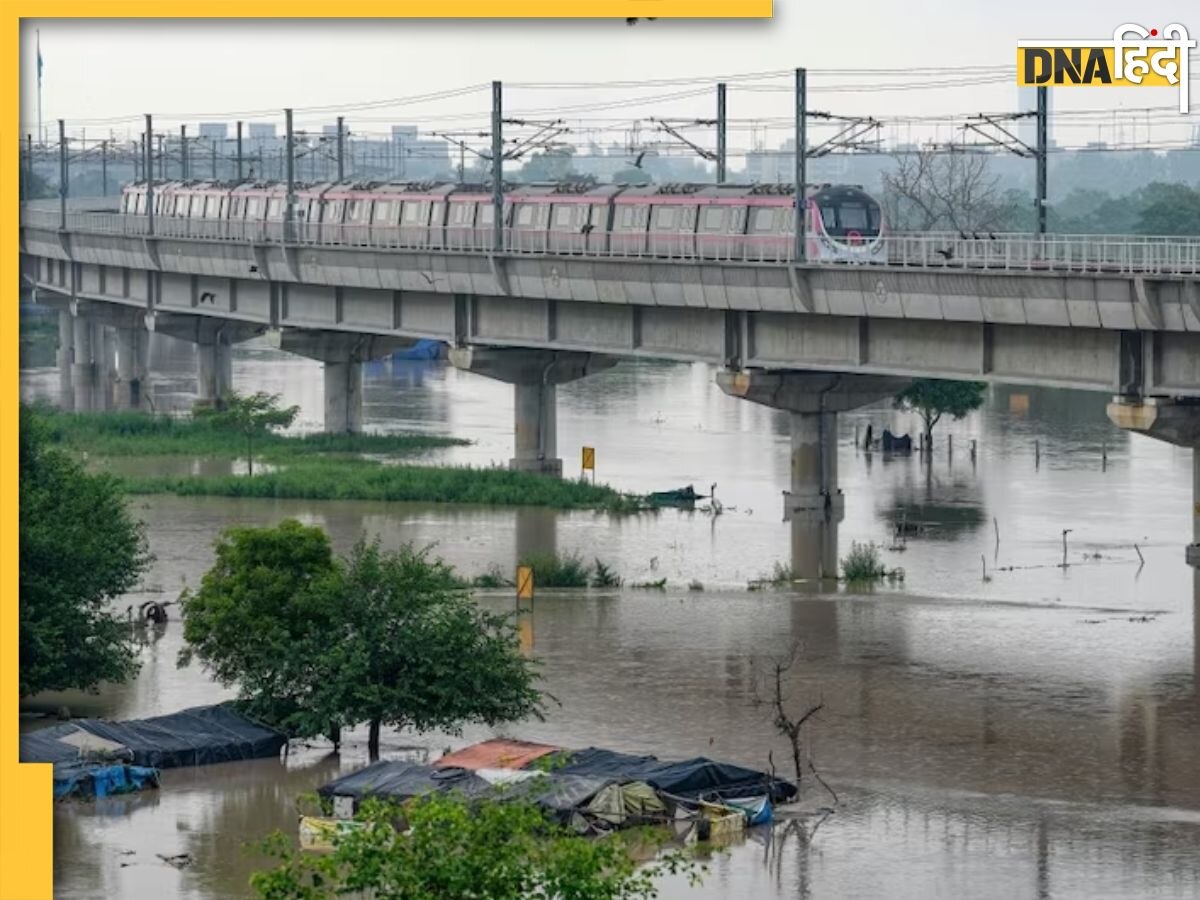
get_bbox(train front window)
[839,203,868,232]
[819,205,837,231]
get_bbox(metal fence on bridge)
[19,208,1200,276]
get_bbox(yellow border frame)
[3,6,772,898]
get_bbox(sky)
[17,4,1200,156]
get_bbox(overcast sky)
[18,5,1199,153]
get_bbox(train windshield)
[813,187,882,241]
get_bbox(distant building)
[198,123,227,141]
[247,123,276,140]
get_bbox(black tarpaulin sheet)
[493,774,611,821]
[19,704,287,770]
[319,762,490,803]
[554,748,797,804]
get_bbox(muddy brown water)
[20,339,1200,899]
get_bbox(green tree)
[313,538,543,757]
[19,406,149,695]
[251,792,696,900]
[178,519,340,734]
[894,379,986,450]
[179,524,543,758]
[1133,182,1200,236]
[196,391,298,476]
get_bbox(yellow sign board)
[581,446,596,471]
[516,565,535,600]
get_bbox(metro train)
[119,178,886,263]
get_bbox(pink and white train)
[120,179,886,263]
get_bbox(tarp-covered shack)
[20,703,288,770]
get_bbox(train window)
[231,197,242,218]
[617,206,637,228]
[246,198,260,218]
[868,206,881,231]
[751,208,778,232]
[820,205,837,231]
[653,206,678,229]
[207,196,221,218]
[517,205,535,227]
[839,203,868,231]
[478,205,494,226]
[700,206,725,231]
[374,201,393,224]
[553,206,574,227]
[403,202,423,223]
[267,198,282,219]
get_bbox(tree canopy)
[179,521,543,756]
[251,792,695,900]
[894,379,986,448]
[195,391,298,475]
[20,406,149,696]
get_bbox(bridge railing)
[20,208,1200,275]
[887,232,1200,275]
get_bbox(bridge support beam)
[1107,397,1200,573]
[113,326,149,410]
[269,329,408,434]
[449,347,617,477]
[148,313,264,411]
[70,316,103,413]
[717,370,909,579]
[57,311,75,411]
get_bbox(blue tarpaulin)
[52,762,160,800]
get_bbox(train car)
[119,177,886,263]
[509,183,624,254]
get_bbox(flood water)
[20,336,1200,900]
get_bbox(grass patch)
[590,559,622,588]
[748,562,796,590]
[840,541,904,585]
[32,406,466,460]
[630,578,667,590]
[471,565,513,589]
[123,458,641,512]
[518,551,591,588]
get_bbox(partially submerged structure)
[313,738,794,841]
[20,703,288,800]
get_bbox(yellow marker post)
[581,446,595,483]
[516,565,535,600]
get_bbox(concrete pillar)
[324,358,364,434]
[716,369,909,519]
[270,330,407,434]
[114,327,148,410]
[788,410,841,515]
[57,311,75,411]
[196,338,233,403]
[448,347,617,478]
[791,516,839,584]
[70,316,96,413]
[1107,397,1200,573]
[94,325,116,412]
[514,381,558,475]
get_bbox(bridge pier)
[717,369,909,522]
[270,330,408,433]
[1107,397,1200,576]
[113,326,149,410]
[449,347,616,477]
[148,314,264,411]
[69,316,109,413]
[57,311,74,411]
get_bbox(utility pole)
[285,108,295,242]
[145,114,154,235]
[1036,85,1048,238]
[236,121,244,180]
[793,68,807,263]
[336,116,345,181]
[22,134,31,204]
[180,124,188,179]
[716,82,727,184]
[101,139,108,196]
[211,138,217,179]
[491,80,504,252]
[157,134,164,180]
[58,119,67,230]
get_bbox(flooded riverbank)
[20,341,1200,899]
